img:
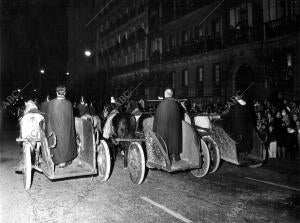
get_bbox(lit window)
[198,27,203,37]
[182,31,189,44]
[263,0,291,22]
[287,53,292,67]
[214,64,220,85]
[182,69,189,87]
[230,2,253,28]
[169,35,175,47]
[197,66,203,83]
[172,71,176,89]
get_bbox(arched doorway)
[234,64,255,100]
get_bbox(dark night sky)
[1,0,68,100]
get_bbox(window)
[196,66,204,96]
[230,2,253,28]
[197,66,204,83]
[263,0,295,22]
[181,31,189,44]
[214,64,221,86]
[287,52,292,67]
[270,0,277,20]
[105,21,109,30]
[194,26,204,39]
[169,35,175,48]
[182,69,189,87]
[151,38,162,53]
[171,71,176,89]
[138,48,143,61]
[212,18,221,36]
[131,52,135,64]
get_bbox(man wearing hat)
[46,86,77,168]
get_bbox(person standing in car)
[153,89,183,162]
[46,86,77,168]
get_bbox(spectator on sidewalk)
[296,120,300,159]
[286,123,298,160]
[267,125,277,159]
[274,111,286,159]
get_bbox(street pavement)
[0,129,299,223]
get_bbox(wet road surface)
[1,130,299,223]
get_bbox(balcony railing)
[109,61,147,76]
[156,36,223,63]
[150,50,162,64]
[227,26,257,45]
[265,15,299,38]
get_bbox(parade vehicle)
[17,109,111,190]
[188,114,222,173]
[101,112,211,185]
[99,90,266,185]
[191,96,267,169]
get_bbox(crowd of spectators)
[185,94,300,161]
[253,95,300,161]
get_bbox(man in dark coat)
[77,96,88,117]
[153,89,183,162]
[216,96,255,154]
[46,86,77,167]
[40,94,50,114]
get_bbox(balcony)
[227,26,257,45]
[150,50,162,64]
[265,15,299,38]
[163,47,179,62]
[109,61,147,76]
[161,36,223,62]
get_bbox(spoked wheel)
[127,142,145,184]
[191,138,210,178]
[97,140,111,181]
[23,143,32,190]
[202,135,220,173]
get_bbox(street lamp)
[84,50,92,57]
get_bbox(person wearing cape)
[46,86,77,167]
[153,89,184,162]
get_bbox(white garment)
[184,113,191,125]
[102,110,119,139]
[194,115,211,130]
[269,141,277,159]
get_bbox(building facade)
[95,0,300,103]
[95,0,149,101]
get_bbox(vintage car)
[191,97,267,168]
[101,114,211,185]
[17,114,111,190]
